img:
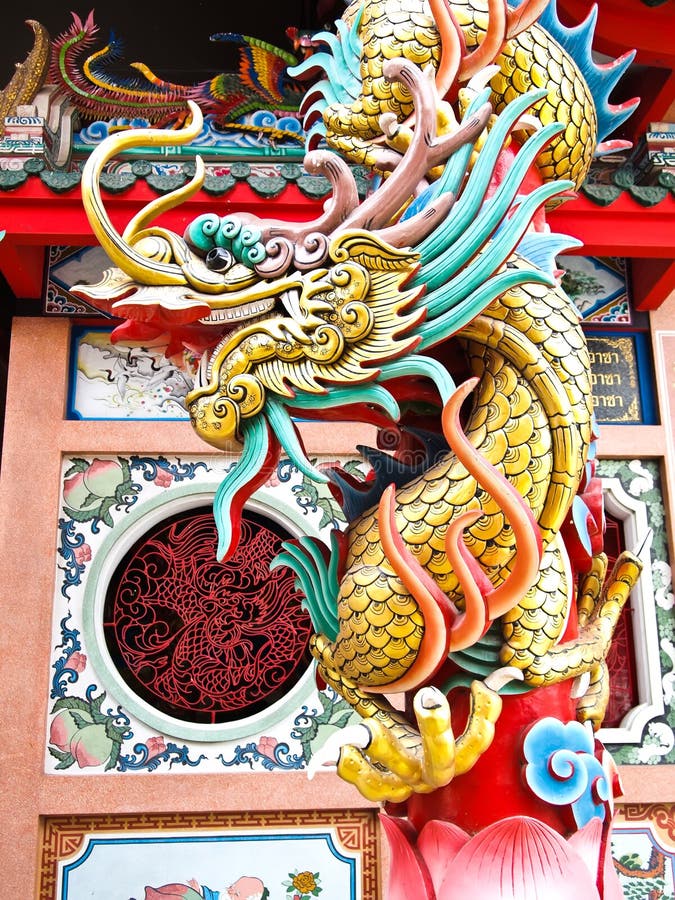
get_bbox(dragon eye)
[206,247,235,272]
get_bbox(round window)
[103,506,313,727]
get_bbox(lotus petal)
[380,815,436,900]
[417,819,470,896]
[437,816,601,900]
[567,816,603,882]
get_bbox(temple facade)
[1,2,675,897]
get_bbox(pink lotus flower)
[381,812,623,900]
[154,470,174,488]
[146,736,167,756]
[65,651,87,673]
[258,735,278,758]
[74,544,92,566]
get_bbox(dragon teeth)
[280,289,302,320]
[197,297,274,325]
[195,351,209,389]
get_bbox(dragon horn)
[80,100,205,286]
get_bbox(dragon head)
[183,227,423,451]
[71,70,490,449]
[74,53,575,557]
[72,101,430,454]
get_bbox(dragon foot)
[309,645,517,802]
[512,548,644,729]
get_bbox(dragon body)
[293,0,636,188]
[73,1,642,896]
[322,271,592,685]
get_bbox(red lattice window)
[103,507,312,725]
[603,514,640,729]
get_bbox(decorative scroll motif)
[49,453,356,774]
[105,508,312,723]
[612,803,675,899]
[619,804,675,844]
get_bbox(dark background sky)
[0,1,345,87]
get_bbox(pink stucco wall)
[2,305,675,894]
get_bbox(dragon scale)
[308,0,598,188]
[316,259,594,689]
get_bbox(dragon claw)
[484,665,524,692]
[306,724,371,779]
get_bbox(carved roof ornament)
[0,19,51,137]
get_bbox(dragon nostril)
[206,247,234,272]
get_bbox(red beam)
[631,258,675,311]
[1,179,674,306]
[0,241,46,299]
[0,179,324,244]
[1,177,671,254]
[0,179,675,257]
[548,193,675,258]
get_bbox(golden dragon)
[73,0,641,809]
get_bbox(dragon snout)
[187,390,243,451]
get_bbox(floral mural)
[49,452,360,774]
[37,810,377,900]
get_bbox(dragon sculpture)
[73,0,643,896]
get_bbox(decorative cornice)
[0,151,671,207]
[581,167,675,207]
[0,156,374,201]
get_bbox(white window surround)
[597,477,664,745]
